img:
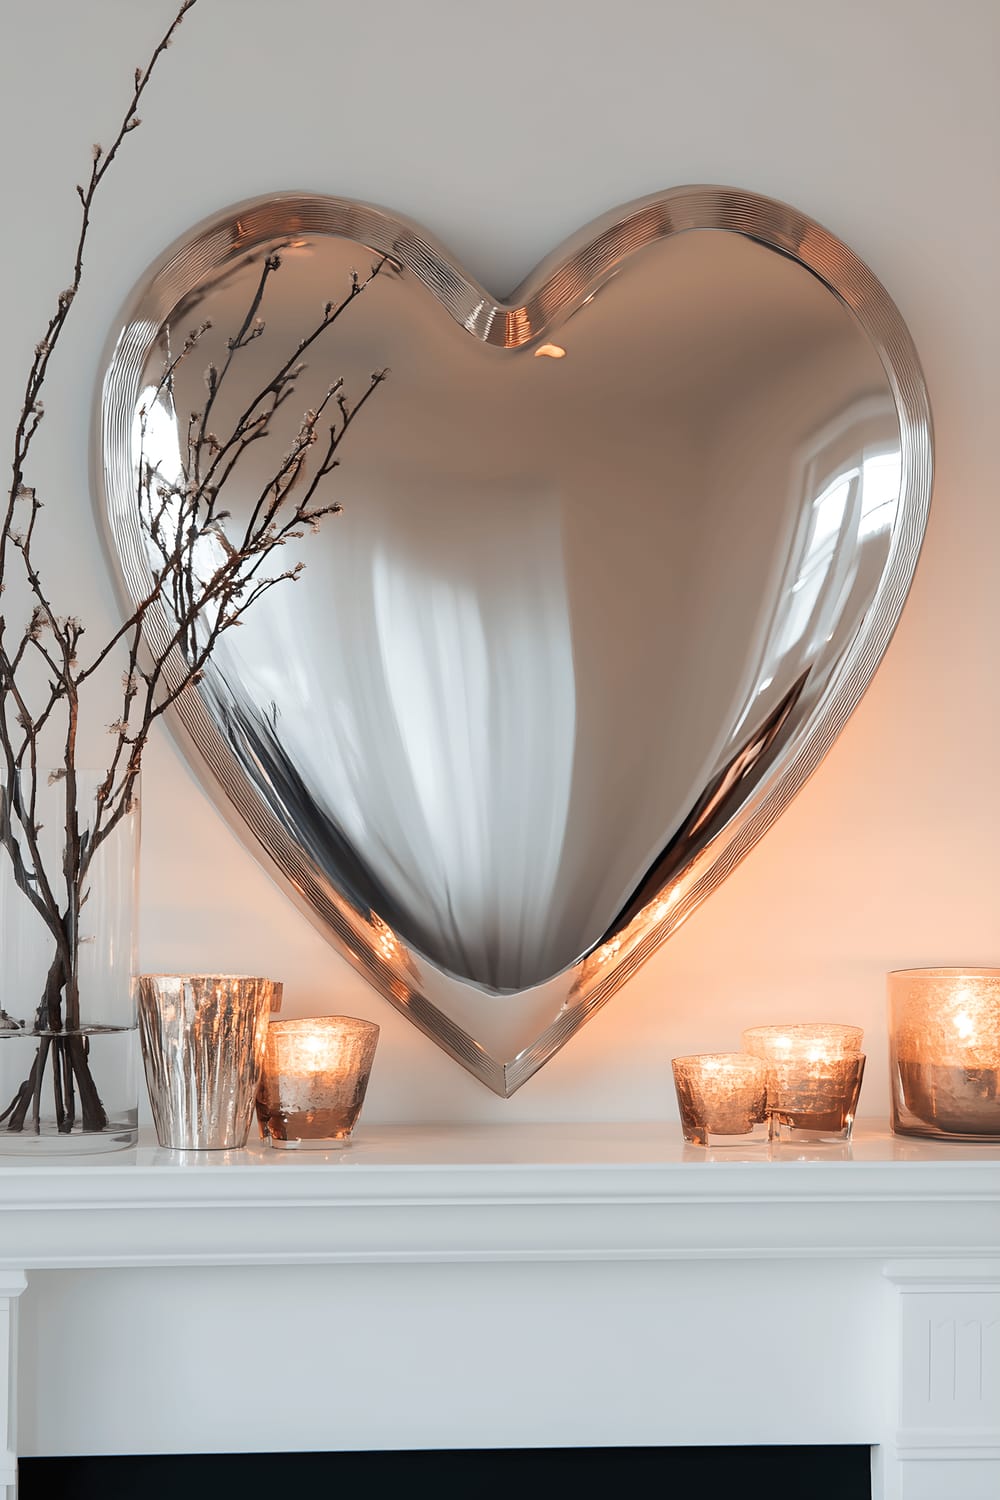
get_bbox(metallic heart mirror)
[97,186,932,1095]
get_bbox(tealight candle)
[256,1015,379,1149]
[888,969,1000,1140]
[671,1053,769,1147]
[742,1023,865,1144]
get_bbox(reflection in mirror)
[99,189,931,1092]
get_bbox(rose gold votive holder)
[671,1053,770,1147]
[742,1023,865,1144]
[888,969,1000,1140]
[256,1015,379,1149]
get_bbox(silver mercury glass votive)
[138,974,278,1149]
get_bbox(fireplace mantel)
[2,1122,999,1499]
[0,1122,997,1267]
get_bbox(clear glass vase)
[0,771,139,1153]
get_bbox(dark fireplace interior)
[22,1445,872,1498]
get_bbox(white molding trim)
[883,1260,1000,1286]
[0,1123,997,1270]
[0,1275,26,1500]
[896,1429,1000,1453]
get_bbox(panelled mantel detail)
[882,1260,1000,1499]
[2,1123,998,1500]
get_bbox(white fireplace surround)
[1,1122,998,1500]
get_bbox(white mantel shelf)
[2,1122,1000,1500]
[0,1120,997,1268]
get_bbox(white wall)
[1,0,998,1124]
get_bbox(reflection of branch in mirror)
[136,251,389,674]
[85,252,388,882]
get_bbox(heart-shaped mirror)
[96,186,931,1094]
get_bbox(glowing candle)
[742,1023,865,1144]
[256,1015,379,1149]
[888,969,1000,1139]
[671,1052,769,1147]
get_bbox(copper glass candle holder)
[256,1015,379,1149]
[742,1023,865,1144]
[671,1052,770,1147]
[888,969,1000,1140]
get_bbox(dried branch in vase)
[0,0,387,1141]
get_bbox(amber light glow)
[671,1052,769,1147]
[256,1015,379,1149]
[742,1023,865,1143]
[889,969,1000,1140]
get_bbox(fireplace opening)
[21,1444,872,1499]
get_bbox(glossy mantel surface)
[2,1118,998,1172]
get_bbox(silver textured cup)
[138,975,277,1149]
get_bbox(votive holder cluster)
[138,972,379,1153]
[672,1022,865,1148]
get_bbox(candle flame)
[296,1030,340,1073]
[952,1008,977,1041]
